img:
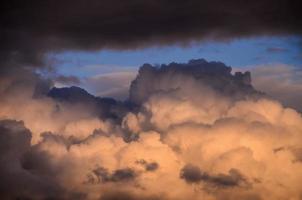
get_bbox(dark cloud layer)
[1,0,301,68]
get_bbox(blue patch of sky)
[53,36,301,78]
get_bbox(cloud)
[99,190,165,200]
[0,59,302,199]
[83,70,137,100]
[129,59,260,105]
[54,75,81,86]
[240,64,302,111]
[180,164,249,188]
[0,120,69,199]
[266,47,289,53]
[136,159,159,172]
[88,167,137,184]
[1,0,301,69]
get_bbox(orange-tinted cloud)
[0,60,301,200]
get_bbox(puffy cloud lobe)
[129,59,260,105]
[0,68,131,143]
[0,120,70,199]
[0,59,302,199]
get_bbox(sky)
[55,36,301,78]
[50,36,302,104]
[1,1,302,200]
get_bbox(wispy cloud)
[266,47,289,53]
[83,70,137,100]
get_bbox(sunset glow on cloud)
[1,60,302,199]
[0,1,301,199]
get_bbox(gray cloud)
[180,164,250,188]
[129,59,262,105]
[0,120,69,199]
[89,167,137,184]
[136,159,159,172]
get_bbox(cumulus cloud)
[129,59,260,105]
[0,59,302,200]
[0,120,69,199]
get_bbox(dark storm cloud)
[0,0,301,68]
[180,164,250,188]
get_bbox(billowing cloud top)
[0,59,302,199]
[1,0,301,67]
[130,59,260,104]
